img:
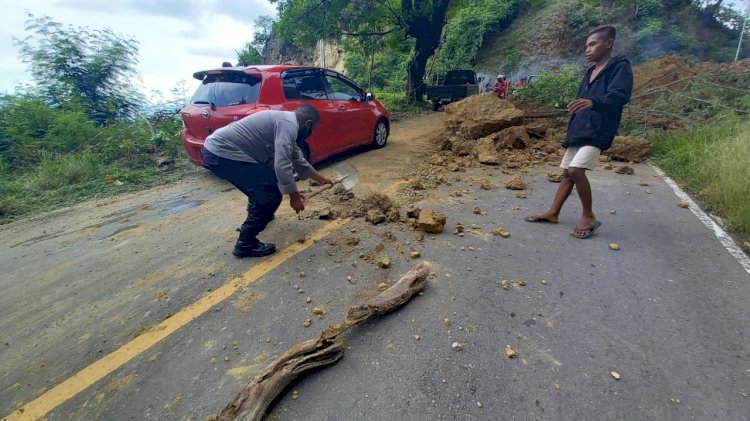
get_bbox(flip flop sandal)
[526,215,559,223]
[570,221,602,239]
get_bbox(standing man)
[493,75,509,99]
[526,26,633,239]
[201,105,334,257]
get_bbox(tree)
[272,0,452,101]
[12,13,143,125]
[237,15,276,65]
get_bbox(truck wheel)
[371,119,388,149]
[431,101,440,111]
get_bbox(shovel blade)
[331,162,359,191]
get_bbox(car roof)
[192,65,329,80]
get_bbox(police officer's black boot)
[233,227,276,258]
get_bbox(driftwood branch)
[208,263,431,421]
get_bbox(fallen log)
[208,263,431,421]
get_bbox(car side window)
[282,70,328,100]
[324,72,363,101]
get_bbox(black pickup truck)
[425,69,480,111]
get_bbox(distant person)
[493,75,509,99]
[515,77,528,88]
[526,25,633,239]
[222,61,233,67]
[201,105,334,257]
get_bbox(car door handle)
[337,105,346,110]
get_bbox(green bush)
[512,65,581,107]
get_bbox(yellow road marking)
[4,218,349,421]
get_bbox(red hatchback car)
[180,65,390,165]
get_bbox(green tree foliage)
[12,13,143,125]
[272,0,451,100]
[431,0,518,76]
[237,15,276,65]
[512,65,582,107]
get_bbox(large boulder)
[443,93,525,140]
[605,136,651,162]
[418,209,447,233]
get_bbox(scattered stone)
[603,164,613,170]
[414,335,421,341]
[418,209,447,233]
[299,272,306,278]
[454,223,465,235]
[406,208,421,219]
[366,210,387,225]
[638,179,649,186]
[443,318,452,326]
[541,280,548,285]
[347,275,355,284]
[318,208,335,220]
[479,178,494,190]
[386,342,394,351]
[615,166,635,175]
[491,228,511,238]
[500,280,510,290]
[516,191,527,199]
[415,232,425,242]
[505,175,527,190]
[312,306,325,316]
[303,319,312,327]
[410,179,425,190]
[476,402,483,408]
[292,390,299,400]
[609,209,616,214]
[609,243,621,251]
[676,201,690,208]
[451,342,463,351]
[377,256,391,269]
[410,251,422,258]
[611,371,621,380]
[306,297,312,303]
[377,282,389,291]
[645,189,652,194]
[547,172,564,183]
[504,345,518,359]
[473,207,483,215]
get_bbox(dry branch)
[209,263,431,421]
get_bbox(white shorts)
[560,146,601,170]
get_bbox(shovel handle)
[307,182,335,199]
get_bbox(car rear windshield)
[444,71,476,85]
[191,73,261,107]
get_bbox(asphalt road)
[2,116,749,420]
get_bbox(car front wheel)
[372,119,388,149]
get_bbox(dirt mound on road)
[444,93,525,140]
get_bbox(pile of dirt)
[443,93,525,140]
[632,55,696,95]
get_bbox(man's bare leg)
[567,167,596,232]
[528,169,574,223]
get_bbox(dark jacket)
[564,55,633,151]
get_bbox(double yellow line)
[4,218,349,421]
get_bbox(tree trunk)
[403,0,451,102]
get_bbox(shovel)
[304,162,359,203]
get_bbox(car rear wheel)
[372,119,388,149]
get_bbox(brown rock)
[492,228,511,238]
[504,346,518,359]
[605,136,651,162]
[476,136,500,165]
[473,207,483,215]
[366,210,387,225]
[494,126,531,150]
[516,191,527,199]
[676,201,690,209]
[388,208,401,222]
[406,207,421,219]
[505,175,527,190]
[318,208,335,220]
[615,166,635,175]
[377,282,389,291]
[418,209,447,233]
[377,256,391,269]
[443,93,525,140]
[547,172,564,183]
[479,179,494,190]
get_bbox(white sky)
[0,0,276,103]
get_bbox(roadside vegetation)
[651,118,750,243]
[0,14,192,223]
